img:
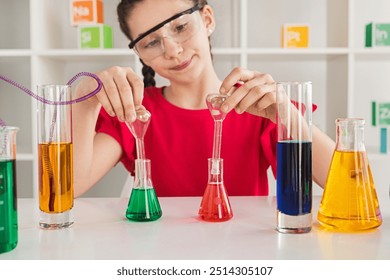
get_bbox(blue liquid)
[276,141,312,215]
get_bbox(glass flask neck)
[208,158,223,183]
[0,126,19,160]
[335,118,365,152]
[134,159,153,189]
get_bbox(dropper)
[206,93,229,173]
[126,107,151,159]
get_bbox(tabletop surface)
[1,195,389,260]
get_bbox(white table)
[1,196,389,260]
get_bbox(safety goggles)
[128,4,203,60]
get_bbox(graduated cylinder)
[0,126,19,253]
[276,82,312,234]
[37,85,74,229]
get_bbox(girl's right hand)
[75,66,144,123]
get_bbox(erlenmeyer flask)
[318,118,382,231]
[0,126,19,254]
[198,158,233,222]
[126,159,162,222]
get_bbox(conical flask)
[198,158,233,222]
[126,159,162,222]
[317,118,382,231]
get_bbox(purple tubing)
[0,71,102,106]
[0,72,103,153]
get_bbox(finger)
[113,75,135,123]
[222,74,274,113]
[104,77,126,122]
[235,84,276,114]
[220,67,260,95]
[126,70,144,110]
[244,90,277,122]
[94,73,115,117]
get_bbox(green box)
[372,101,390,126]
[379,103,390,125]
[366,22,390,47]
[78,24,113,49]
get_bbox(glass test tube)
[37,85,74,229]
[276,81,312,233]
[0,126,19,253]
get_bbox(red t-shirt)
[96,87,277,197]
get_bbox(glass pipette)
[126,108,151,159]
[206,94,228,170]
[125,108,162,222]
[199,93,233,222]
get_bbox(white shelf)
[34,48,134,57]
[1,0,390,197]
[0,49,32,57]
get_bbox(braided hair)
[117,0,210,88]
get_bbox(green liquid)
[126,188,162,222]
[0,160,18,254]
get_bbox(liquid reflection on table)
[0,196,389,260]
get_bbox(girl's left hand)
[220,67,277,123]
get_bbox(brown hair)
[117,0,209,88]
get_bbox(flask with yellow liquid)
[317,118,382,231]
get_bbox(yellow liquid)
[38,143,73,213]
[318,151,382,231]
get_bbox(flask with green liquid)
[125,108,162,222]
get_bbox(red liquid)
[198,182,233,222]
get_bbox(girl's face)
[128,0,215,83]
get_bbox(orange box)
[70,0,104,26]
[281,24,309,48]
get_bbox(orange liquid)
[38,143,73,213]
[198,182,233,222]
[318,150,382,231]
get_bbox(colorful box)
[70,0,104,26]
[372,101,390,153]
[78,24,113,49]
[366,22,390,47]
[281,24,309,48]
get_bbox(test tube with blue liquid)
[276,82,312,233]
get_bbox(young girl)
[72,0,335,197]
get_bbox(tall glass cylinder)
[276,81,312,233]
[37,85,74,229]
[318,118,382,231]
[0,126,19,253]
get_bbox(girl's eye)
[175,23,189,33]
[143,39,161,49]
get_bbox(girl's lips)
[171,58,192,71]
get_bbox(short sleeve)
[95,108,136,174]
[259,119,278,178]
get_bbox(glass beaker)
[37,85,74,229]
[126,159,162,222]
[0,126,19,254]
[318,118,382,231]
[198,158,233,222]
[276,81,312,233]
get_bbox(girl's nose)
[162,37,183,59]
